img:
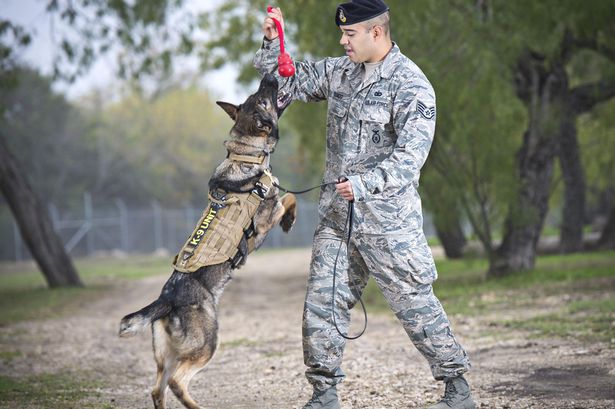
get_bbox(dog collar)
[228,152,267,164]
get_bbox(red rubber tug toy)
[267,6,295,77]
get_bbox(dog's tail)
[118,299,172,338]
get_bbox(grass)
[0,249,613,408]
[221,337,260,349]
[1,250,614,337]
[0,248,306,326]
[0,255,171,326]
[502,297,615,342]
[0,372,107,409]
[362,250,615,344]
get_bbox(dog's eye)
[259,99,268,108]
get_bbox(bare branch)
[571,80,615,114]
[573,36,615,63]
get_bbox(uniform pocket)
[377,231,437,284]
[327,95,350,153]
[405,230,438,284]
[359,109,394,152]
[330,94,349,118]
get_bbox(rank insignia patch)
[417,101,436,120]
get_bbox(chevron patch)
[417,101,436,120]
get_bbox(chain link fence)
[0,193,320,261]
[0,193,436,262]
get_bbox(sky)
[0,0,246,102]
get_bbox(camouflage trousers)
[302,225,471,391]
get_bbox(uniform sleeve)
[348,77,436,201]
[253,37,337,102]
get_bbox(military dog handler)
[255,1,475,408]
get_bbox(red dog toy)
[267,6,295,77]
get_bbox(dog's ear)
[216,101,240,121]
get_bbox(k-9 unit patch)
[417,101,436,120]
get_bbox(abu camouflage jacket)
[254,41,436,235]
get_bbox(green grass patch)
[0,285,110,326]
[0,350,22,362]
[0,372,106,409]
[503,297,615,342]
[362,250,615,343]
[0,249,309,326]
[0,255,172,326]
[221,337,260,349]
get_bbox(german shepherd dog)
[119,73,295,409]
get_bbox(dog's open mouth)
[277,92,292,111]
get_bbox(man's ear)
[372,25,383,40]
[216,101,240,121]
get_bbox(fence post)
[84,192,94,256]
[115,198,129,252]
[49,203,60,230]
[151,201,163,251]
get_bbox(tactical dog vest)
[173,168,274,273]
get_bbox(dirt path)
[1,249,614,408]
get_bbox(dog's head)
[216,74,292,147]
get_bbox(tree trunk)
[434,220,466,259]
[489,52,566,277]
[490,129,557,276]
[597,202,615,249]
[558,74,615,253]
[0,136,83,288]
[558,114,585,253]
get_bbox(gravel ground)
[1,248,614,408]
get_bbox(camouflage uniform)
[254,39,471,391]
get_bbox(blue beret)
[335,0,389,26]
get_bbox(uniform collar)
[345,42,401,87]
[379,42,401,79]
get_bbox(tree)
[0,136,83,287]
[486,1,615,276]
[579,99,615,249]
[83,85,231,205]
[0,0,194,286]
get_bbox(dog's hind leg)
[151,319,177,409]
[168,350,215,409]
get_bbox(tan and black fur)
[118,74,295,409]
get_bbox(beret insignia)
[339,9,347,23]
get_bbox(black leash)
[331,200,368,340]
[273,180,335,195]
[275,178,368,340]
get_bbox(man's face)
[339,23,376,63]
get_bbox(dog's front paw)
[280,212,295,232]
[279,193,297,233]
